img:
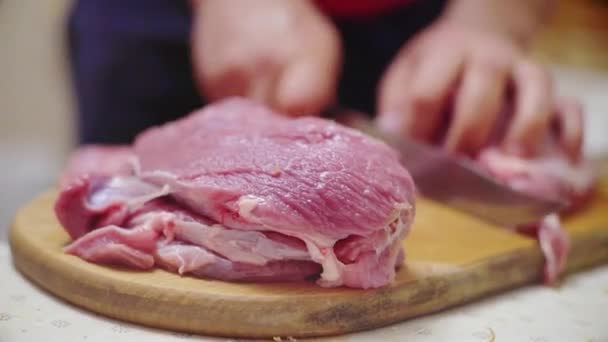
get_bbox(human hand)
[377,21,581,160]
[192,0,341,116]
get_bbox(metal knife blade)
[327,107,566,227]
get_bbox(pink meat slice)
[64,224,159,269]
[477,148,595,283]
[156,244,322,282]
[478,148,595,208]
[65,193,323,281]
[470,97,596,284]
[56,97,416,289]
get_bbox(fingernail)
[377,112,403,135]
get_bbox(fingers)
[193,40,254,101]
[377,47,464,141]
[275,56,339,116]
[376,56,417,135]
[246,61,281,104]
[198,48,337,116]
[554,96,584,162]
[274,28,341,116]
[445,56,509,155]
[503,61,553,157]
[191,0,340,116]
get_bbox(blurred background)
[1,0,608,240]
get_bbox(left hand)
[377,21,573,158]
[191,0,341,117]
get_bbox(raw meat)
[478,148,595,283]
[476,98,595,283]
[478,149,594,209]
[55,98,416,289]
[466,97,595,283]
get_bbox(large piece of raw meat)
[55,98,416,289]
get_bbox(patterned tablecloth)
[1,242,607,342]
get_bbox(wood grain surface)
[9,186,608,338]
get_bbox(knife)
[326,106,566,227]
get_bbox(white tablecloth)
[1,243,607,342]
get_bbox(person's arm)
[441,0,555,46]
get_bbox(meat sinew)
[55,98,416,289]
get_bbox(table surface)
[1,242,608,342]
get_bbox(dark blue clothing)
[68,0,446,144]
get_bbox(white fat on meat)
[237,194,265,220]
[88,177,170,210]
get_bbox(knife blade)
[326,106,566,227]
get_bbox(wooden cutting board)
[9,181,608,339]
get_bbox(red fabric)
[315,0,415,18]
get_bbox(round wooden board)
[9,190,608,338]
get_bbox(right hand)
[376,21,583,161]
[192,0,341,116]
